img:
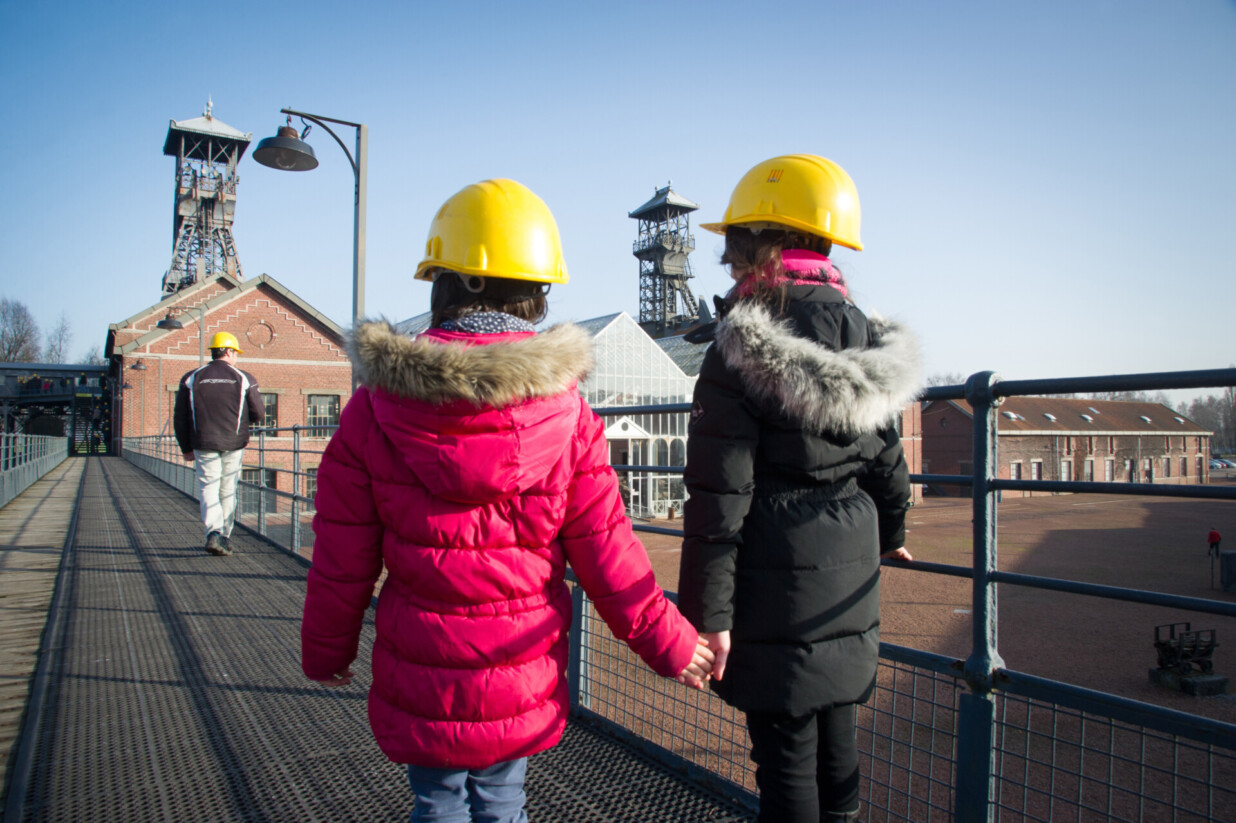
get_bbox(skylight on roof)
[1002,411,1018,420]
[1044,413,1057,422]
[1140,415,1152,423]
[1174,416,1185,424]
[1088,407,1100,415]
[1081,414,1093,422]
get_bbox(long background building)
[922,397,1212,496]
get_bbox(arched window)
[670,438,685,466]
[654,439,670,466]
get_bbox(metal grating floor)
[10,457,753,822]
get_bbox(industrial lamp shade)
[156,313,184,330]
[253,125,319,172]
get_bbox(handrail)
[0,434,69,508]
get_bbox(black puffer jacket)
[678,285,921,715]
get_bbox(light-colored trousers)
[194,449,244,538]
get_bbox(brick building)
[921,397,1212,497]
[105,272,350,499]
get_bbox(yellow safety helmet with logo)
[414,178,569,284]
[208,331,243,353]
[699,154,864,251]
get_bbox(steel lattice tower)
[629,183,700,338]
[160,101,252,296]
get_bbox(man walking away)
[174,331,265,556]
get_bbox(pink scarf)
[733,249,849,299]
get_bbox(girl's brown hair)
[429,271,549,328]
[721,227,835,312]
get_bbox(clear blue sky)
[1,1,1233,397]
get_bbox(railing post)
[567,585,591,711]
[291,426,301,554]
[257,429,267,537]
[957,371,1006,823]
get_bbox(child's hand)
[313,668,354,688]
[675,636,717,690]
[702,631,729,682]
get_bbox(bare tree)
[0,297,42,362]
[44,312,73,363]
[1180,379,1236,455]
[926,372,966,387]
[81,344,109,366]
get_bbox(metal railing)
[122,365,1236,822]
[122,426,330,559]
[0,434,68,508]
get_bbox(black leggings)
[746,703,860,822]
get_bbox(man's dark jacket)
[174,359,265,453]
[678,285,921,715]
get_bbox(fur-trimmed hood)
[350,320,594,406]
[714,300,922,436]
[347,320,596,504]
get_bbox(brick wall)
[111,277,350,499]
[921,401,1211,497]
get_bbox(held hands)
[182,451,195,462]
[675,636,717,690]
[313,668,354,688]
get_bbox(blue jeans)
[407,758,528,823]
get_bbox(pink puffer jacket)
[302,321,696,769]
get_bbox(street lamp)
[157,304,208,367]
[254,108,367,379]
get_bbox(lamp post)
[253,108,367,386]
[128,360,147,438]
[157,304,209,367]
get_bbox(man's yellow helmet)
[209,332,243,353]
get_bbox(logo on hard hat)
[767,169,783,183]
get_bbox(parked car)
[1213,458,1236,468]
[1210,460,1225,470]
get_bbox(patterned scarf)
[440,311,535,334]
[733,249,849,299]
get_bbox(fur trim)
[350,320,594,406]
[714,301,922,435]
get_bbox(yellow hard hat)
[209,331,243,353]
[414,178,569,284]
[700,154,863,251]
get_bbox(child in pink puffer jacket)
[301,178,713,823]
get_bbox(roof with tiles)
[932,397,1210,435]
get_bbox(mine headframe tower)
[630,182,701,338]
[161,100,252,296]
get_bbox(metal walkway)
[5,457,754,822]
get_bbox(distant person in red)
[1208,528,1221,558]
